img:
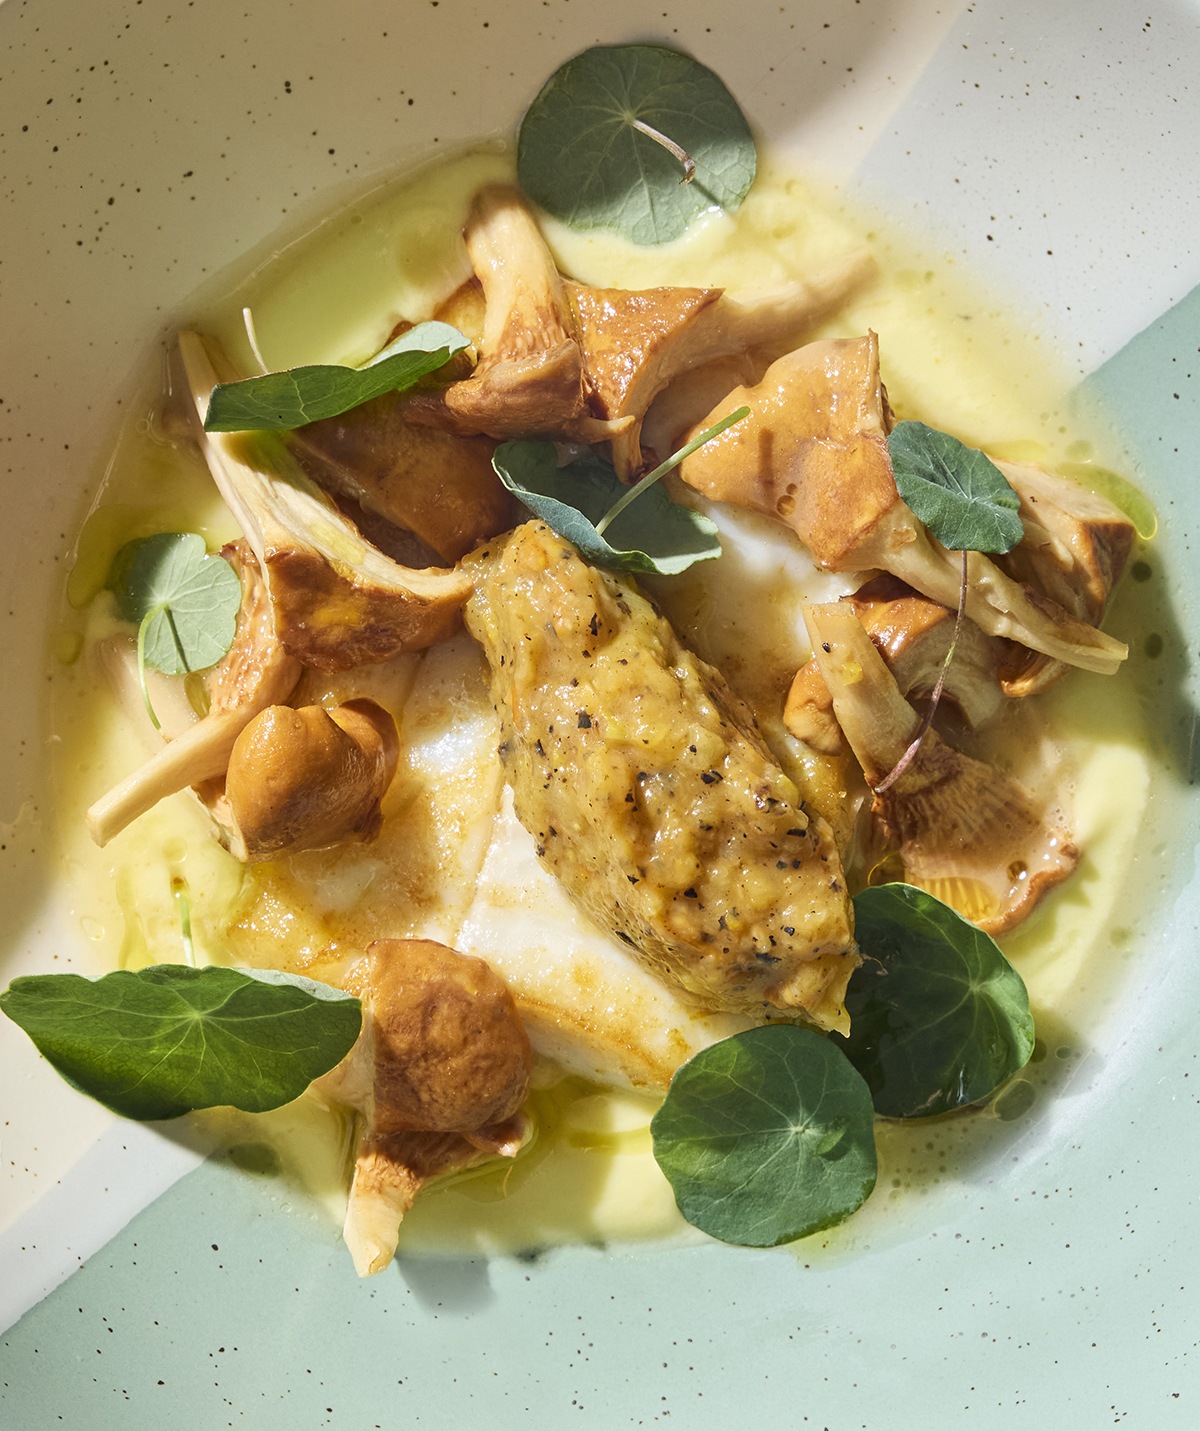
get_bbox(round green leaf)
[492,440,721,576]
[203,320,469,432]
[107,532,241,674]
[887,420,1024,554]
[844,883,1035,1119]
[518,44,757,244]
[650,1025,878,1247]
[0,965,362,1121]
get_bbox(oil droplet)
[80,916,105,942]
[225,1142,283,1177]
[992,1079,1036,1122]
[53,630,83,665]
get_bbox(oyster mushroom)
[784,574,1003,754]
[178,331,473,671]
[992,459,1136,695]
[565,249,876,480]
[85,541,303,846]
[289,392,517,564]
[803,602,1077,933]
[404,184,589,438]
[677,333,1129,676]
[211,698,399,862]
[327,937,532,1277]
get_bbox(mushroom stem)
[677,333,1128,676]
[86,707,258,847]
[803,602,1077,933]
[178,331,473,670]
[85,543,303,847]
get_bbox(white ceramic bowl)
[2,1,1198,1424]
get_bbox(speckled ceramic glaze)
[2,1,1199,1426]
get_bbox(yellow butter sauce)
[49,147,1159,1257]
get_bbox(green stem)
[136,611,162,732]
[874,548,969,794]
[172,877,196,968]
[164,605,192,673]
[595,405,750,537]
[630,118,696,182]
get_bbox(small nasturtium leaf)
[518,44,757,245]
[844,883,1035,1119]
[650,1025,878,1247]
[0,965,362,1121]
[203,320,470,432]
[492,440,721,576]
[107,532,242,675]
[887,420,1024,554]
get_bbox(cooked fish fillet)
[464,521,859,1030]
[224,631,754,1089]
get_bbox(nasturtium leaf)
[518,44,757,245]
[844,883,1035,1119]
[887,420,1024,554]
[650,1025,878,1247]
[0,965,362,1121]
[107,532,242,675]
[203,320,470,432]
[492,440,721,576]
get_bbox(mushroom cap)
[412,184,586,438]
[804,601,1077,934]
[179,331,474,673]
[223,698,399,860]
[678,332,1128,678]
[845,574,1003,729]
[571,253,875,481]
[354,937,532,1136]
[678,332,899,566]
[992,459,1136,696]
[291,391,516,564]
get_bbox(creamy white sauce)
[48,148,1157,1256]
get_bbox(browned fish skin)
[464,522,859,1031]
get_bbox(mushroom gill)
[802,601,1077,933]
[404,184,589,439]
[178,331,473,672]
[676,333,1129,678]
[324,938,532,1277]
[784,574,1003,756]
[992,459,1136,695]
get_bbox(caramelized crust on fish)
[464,521,859,1031]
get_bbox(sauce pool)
[48,147,1157,1257]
